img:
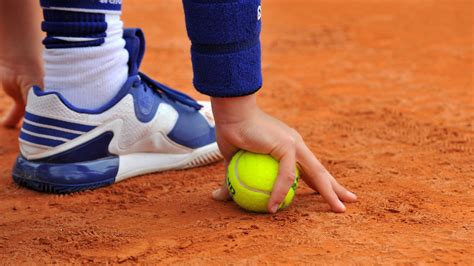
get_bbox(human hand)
[0,62,43,128]
[210,94,357,213]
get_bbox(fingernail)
[347,191,357,198]
[336,200,346,213]
[270,204,279,213]
[212,188,221,199]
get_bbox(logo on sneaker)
[99,0,122,4]
[257,5,262,20]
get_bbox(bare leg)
[0,0,43,128]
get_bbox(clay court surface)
[0,0,473,264]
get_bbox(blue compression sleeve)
[183,0,263,97]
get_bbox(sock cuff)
[41,7,124,49]
[41,10,108,49]
[40,0,122,14]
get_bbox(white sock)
[42,11,129,109]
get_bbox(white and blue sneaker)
[12,28,222,193]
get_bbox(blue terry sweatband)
[183,0,263,97]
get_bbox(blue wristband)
[183,0,263,97]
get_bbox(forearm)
[0,0,43,64]
[211,94,259,125]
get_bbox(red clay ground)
[0,0,473,264]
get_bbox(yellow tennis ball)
[226,150,299,213]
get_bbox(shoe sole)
[12,143,222,194]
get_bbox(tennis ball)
[226,150,299,213]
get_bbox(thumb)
[212,182,231,201]
[212,159,232,201]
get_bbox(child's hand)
[211,94,357,213]
[0,63,43,128]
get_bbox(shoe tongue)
[124,28,146,76]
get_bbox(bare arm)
[0,0,43,127]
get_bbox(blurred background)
[0,0,472,264]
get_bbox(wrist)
[211,94,259,125]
